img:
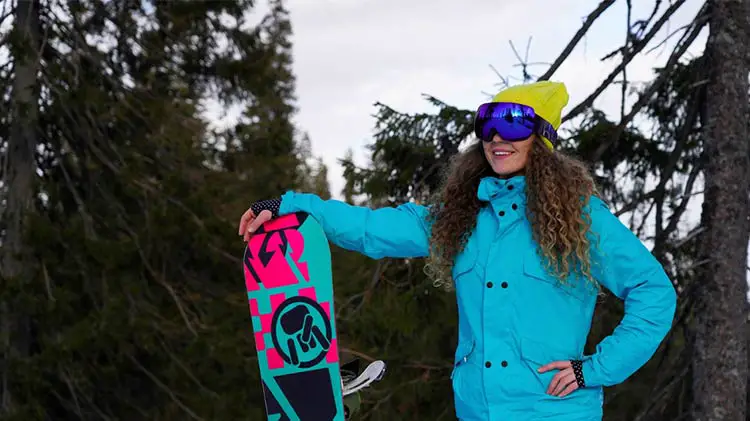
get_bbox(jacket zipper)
[451,340,476,379]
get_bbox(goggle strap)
[536,118,558,147]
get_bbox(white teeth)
[493,151,511,156]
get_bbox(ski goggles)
[473,102,558,148]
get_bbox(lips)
[491,149,514,157]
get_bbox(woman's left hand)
[538,361,579,397]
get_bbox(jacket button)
[486,281,493,288]
[501,281,508,288]
[512,203,518,210]
[507,185,514,190]
[501,361,508,367]
[498,210,505,216]
[485,361,492,368]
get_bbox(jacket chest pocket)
[452,240,480,282]
[522,249,589,302]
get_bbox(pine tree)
[0,1,315,419]
[0,0,42,414]
[691,1,750,419]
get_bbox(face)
[482,134,533,177]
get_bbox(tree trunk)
[691,0,750,420]
[1,0,41,414]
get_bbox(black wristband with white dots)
[250,198,281,218]
[571,359,585,388]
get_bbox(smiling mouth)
[491,150,514,157]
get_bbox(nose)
[491,133,508,143]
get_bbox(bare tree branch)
[620,0,634,121]
[537,0,617,81]
[561,0,690,124]
[591,6,708,162]
[509,38,534,81]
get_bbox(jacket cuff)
[581,357,601,388]
[278,191,298,216]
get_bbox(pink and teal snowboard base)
[244,212,344,421]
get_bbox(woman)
[238,81,677,421]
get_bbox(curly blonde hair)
[424,137,599,290]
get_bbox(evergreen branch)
[338,260,390,320]
[116,204,199,338]
[614,190,659,216]
[114,392,151,419]
[58,366,115,421]
[632,366,691,421]
[62,369,87,418]
[355,259,386,313]
[645,84,704,257]
[362,374,437,420]
[339,347,378,362]
[671,226,705,251]
[127,354,205,421]
[207,243,242,265]
[657,144,703,245]
[41,259,54,301]
[50,369,84,419]
[158,337,219,398]
[58,156,96,238]
[402,362,452,370]
[615,149,701,242]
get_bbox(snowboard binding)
[341,358,386,419]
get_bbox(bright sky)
[283,0,707,198]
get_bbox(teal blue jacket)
[278,175,677,421]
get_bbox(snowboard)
[243,211,383,420]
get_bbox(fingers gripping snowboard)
[243,212,384,420]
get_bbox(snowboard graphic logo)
[272,296,332,368]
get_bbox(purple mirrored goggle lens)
[474,102,536,141]
[474,102,558,146]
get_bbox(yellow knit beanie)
[492,81,569,150]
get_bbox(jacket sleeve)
[277,191,431,259]
[581,196,677,387]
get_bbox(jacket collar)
[477,175,526,203]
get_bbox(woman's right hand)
[238,198,281,242]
